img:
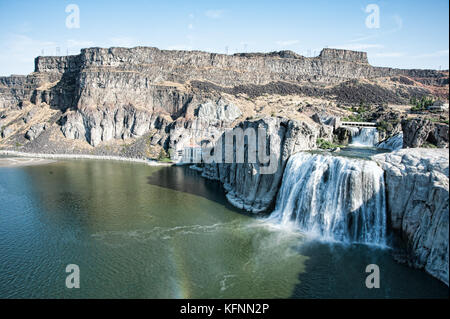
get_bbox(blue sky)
[0,0,448,76]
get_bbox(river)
[0,159,447,298]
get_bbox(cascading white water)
[377,132,403,151]
[269,152,387,245]
[349,127,379,147]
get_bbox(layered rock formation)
[0,46,448,285]
[1,46,448,154]
[402,118,449,148]
[201,117,320,212]
[374,149,449,285]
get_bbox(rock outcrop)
[0,46,448,286]
[25,123,47,141]
[201,117,319,213]
[1,46,448,153]
[402,118,449,148]
[195,98,242,123]
[374,149,449,285]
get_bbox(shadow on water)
[147,165,249,215]
[290,240,449,299]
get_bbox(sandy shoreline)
[0,150,173,167]
[0,157,56,167]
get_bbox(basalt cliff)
[0,47,448,284]
[0,47,448,155]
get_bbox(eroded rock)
[374,148,449,285]
[202,117,320,213]
[25,123,47,141]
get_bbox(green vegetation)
[422,142,438,148]
[351,102,369,114]
[342,102,371,122]
[377,120,394,132]
[429,118,449,125]
[157,149,172,163]
[410,96,435,111]
[158,157,173,163]
[316,138,343,150]
[342,114,364,122]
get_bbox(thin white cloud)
[205,10,224,19]
[67,39,94,48]
[373,52,405,58]
[188,24,194,30]
[414,50,449,58]
[392,14,403,31]
[5,34,56,53]
[108,37,136,47]
[276,40,299,46]
[0,34,58,75]
[335,43,384,51]
[348,14,403,44]
[166,44,192,51]
[348,34,378,43]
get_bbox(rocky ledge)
[374,149,449,285]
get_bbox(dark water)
[0,160,447,298]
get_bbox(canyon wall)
[402,118,449,148]
[0,46,448,285]
[1,47,447,151]
[201,117,321,212]
[374,149,449,285]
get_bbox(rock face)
[32,47,443,87]
[374,149,449,285]
[25,123,47,141]
[201,117,319,213]
[319,48,368,63]
[60,105,171,147]
[1,126,13,138]
[402,118,449,148]
[0,46,447,153]
[195,98,242,123]
[0,46,448,286]
[46,46,441,150]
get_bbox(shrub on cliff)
[317,138,343,149]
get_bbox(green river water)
[0,159,447,298]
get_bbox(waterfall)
[349,127,379,147]
[269,152,387,245]
[377,132,403,151]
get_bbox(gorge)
[0,46,448,295]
